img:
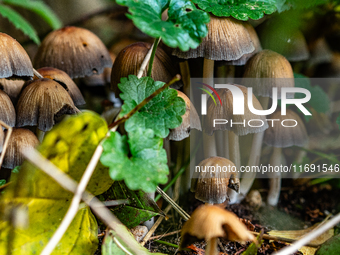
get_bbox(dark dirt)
[146,180,340,254]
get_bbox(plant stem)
[147,37,161,77]
[108,74,181,129]
[149,230,181,240]
[102,199,130,207]
[154,240,179,248]
[0,121,12,168]
[33,68,43,79]
[179,61,191,97]
[267,147,282,206]
[228,130,241,204]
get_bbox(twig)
[33,69,43,79]
[0,181,11,191]
[250,232,320,248]
[22,149,150,255]
[0,120,13,168]
[153,240,179,248]
[108,75,181,129]
[273,212,340,255]
[148,230,181,241]
[137,39,157,78]
[103,199,130,207]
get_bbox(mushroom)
[0,33,34,79]
[264,109,308,206]
[239,50,294,202]
[34,26,113,78]
[168,90,201,141]
[0,78,25,104]
[180,205,255,255]
[0,89,16,127]
[191,157,239,205]
[16,78,79,140]
[111,42,182,96]
[2,128,39,169]
[34,67,85,106]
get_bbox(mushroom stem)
[267,147,282,206]
[0,121,12,168]
[237,130,265,202]
[205,237,218,255]
[33,68,44,79]
[223,131,229,159]
[36,128,45,143]
[228,131,240,204]
[179,61,191,97]
[203,58,217,157]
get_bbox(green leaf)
[192,0,277,21]
[276,0,329,12]
[3,0,62,29]
[104,181,163,228]
[101,129,169,193]
[102,230,166,255]
[241,230,263,255]
[0,4,40,44]
[294,73,330,122]
[0,180,5,186]
[116,0,209,51]
[316,234,340,255]
[119,75,186,138]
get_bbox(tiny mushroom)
[16,78,79,133]
[0,89,16,127]
[168,90,201,141]
[180,205,255,255]
[3,128,40,169]
[0,78,25,104]
[191,157,239,205]
[264,109,308,206]
[0,33,34,79]
[34,67,85,106]
[34,26,113,78]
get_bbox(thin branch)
[0,120,13,168]
[103,199,130,207]
[273,213,340,255]
[148,230,181,241]
[108,74,181,129]
[33,69,43,79]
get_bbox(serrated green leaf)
[104,181,163,228]
[101,129,169,193]
[119,75,186,138]
[3,0,62,29]
[0,4,39,44]
[116,0,209,51]
[192,0,277,21]
[294,73,330,114]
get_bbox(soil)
[145,180,340,255]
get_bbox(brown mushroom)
[34,26,112,78]
[0,89,16,127]
[0,78,25,103]
[16,78,79,132]
[0,33,34,79]
[34,67,85,106]
[111,42,182,96]
[180,205,255,255]
[3,128,39,169]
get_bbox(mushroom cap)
[191,157,239,204]
[225,23,262,66]
[180,205,254,248]
[264,109,308,148]
[35,67,85,106]
[168,90,201,141]
[0,89,16,127]
[34,26,113,79]
[204,85,268,136]
[16,78,79,131]
[0,78,25,104]
[242,50,294,98]
[111,42,182,95]
[0,33,34,79]
[173,16,255,61]
[3,128,39,169]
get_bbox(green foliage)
[104,181,163,228]
[316,234,340,255]
[101,129,168,193]
[192,0,277,21]
[337,114,340,129]
[116,0,209,51]
[119,75,186,138]
[0,180,5,186]
[0,0,62,44]
[276,0,330,13]
[241,231,264,254]
[0,4,40,43]
[294,73,330,121]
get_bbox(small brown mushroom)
[180,205,255,255]
[0,78,25,103]
[0,33,34,79]
[0,89,16,127]
[34,26,112,78]
[191,157,239,204]
[3,128,39,169]
[111,42,182,96]
[168,90,201,141]
[16,78,79,132]
[34,67,85,106]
